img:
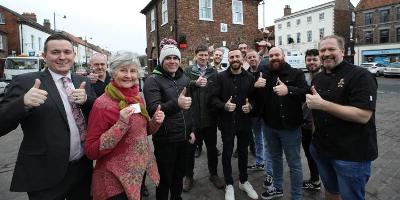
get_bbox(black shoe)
[233,150,238,158]
[302,180,321,190]
[247,164,265,171]
[195,146,202,158]
[141,184,149,197]
[263,174,273,189]
[261,187,283,200]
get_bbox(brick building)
[353,0,400,65]
[141,0,263,69]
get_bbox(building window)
[232,0,243,24]
[397,28,400,42]
[296,32,301,43]
[307,30,312,42]
[278,24,282,30]
[151,9,155,32]
[319,28,324,40]
[307,16,312,23]
[286,21,291,28]
[199,0,213,20]
[296,19,301,26]
[319,12,325,20]
[397,7,400,20]
[38,37,42,51]
[364,12,373,25]
[364,31,373,44]
[31,35,35,49]
[161,0,168,25]
[380,9,389,23]
[0,13,5,24]
[380,29,389,43]
[287,34,293,44]
[278,36,282,45]
[0,35,3,49]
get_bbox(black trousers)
[27,156,93,200]
[154,141,186,200]
[185,126,219,177]
[301,128,320,182]
[221,129,250,185]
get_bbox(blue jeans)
[310,144,371,200]
[264,125,302,200]
[251,117,273,175]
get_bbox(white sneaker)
[225,184,235,200]
[239,181,259,199]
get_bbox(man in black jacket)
[143,44,195,200]
[211,49,258,200]
[183,44,224,191]
[257,47,308,200]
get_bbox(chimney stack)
[284,5,291,16]
[22,12,37,22]
[43,19,51,30]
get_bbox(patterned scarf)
[105,81,150,121]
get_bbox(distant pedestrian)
[87,53,111,97]
[306,35,378,200]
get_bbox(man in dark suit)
[0,33,95,200]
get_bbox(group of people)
[0,32,377,200]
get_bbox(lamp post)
[259,0,266,31]
[53,12,66,31]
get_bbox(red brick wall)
[0,7,21,57]
[143,0,262,68]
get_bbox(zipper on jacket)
[173,80,187,140]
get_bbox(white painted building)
[274,1,336,57]
[18,24,50,57]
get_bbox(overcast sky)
[2,0,359,54]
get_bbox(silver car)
[384,62,400,77]
[360,62,386,77]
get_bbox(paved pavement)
[1,77,399,200]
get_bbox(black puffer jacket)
[143,65,192,143]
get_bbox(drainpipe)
[20,23,24,54]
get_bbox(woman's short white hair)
[108,51,141,77]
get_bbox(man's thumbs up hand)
[24,79,48,108]
[306,86,325,110]
[72,81,87,105]
[224,96,236,112]
[273,77,288,96]
[152,105,165,124]
[195,72,207,87]
[178,87,192,110]
[242,98,251,113]
[254,72,266,88]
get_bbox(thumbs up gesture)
[195,72,207,87]
[178,87,192,110]
[224,96,236,112]
[72,81,87,105]
[23,79,48,108]
[242,98,252,114]
[306,86,325,110]
[254,72,266,88]
[88,73,99,83]
[152,105,165,124]
[273,77,288,96]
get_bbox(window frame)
[232,0,243,24]
[307,16,312,23]
[278,24,282,30]
[150,8,155,32]
[286,21,291,28]
[307,30,312,42]
[319,12,325,21]
[296,19,301,26]
[0,35,4,50]
[278,36,282,45]
[397,27,400,42]
[31,35,35,49]
[296,32,301,43]
[319,28,324,40]
[364,31,373,44]
[364,12,373,25]
[161,0,168,25]
[199,0,213,21]
[0,13,5,24]
[380,9,389,23]
[379,29,389,43]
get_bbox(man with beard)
[211,50,258,200]
[301,49,321,190]
[257,47,308,200]
[211,48,227,73]
[87,53,111,97]
[238,42,250,71]
[306,35,377,200]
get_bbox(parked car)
[384,62,400,77]
[0,81,8,96]
[360,62,386,77]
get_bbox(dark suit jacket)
[0,69,96,192]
